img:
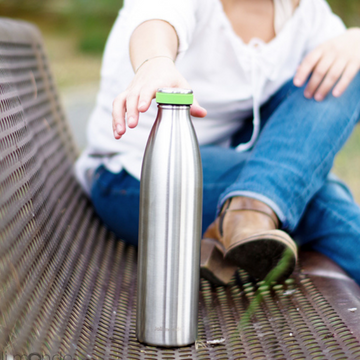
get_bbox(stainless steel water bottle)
[137,88,203,347]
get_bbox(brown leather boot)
[200,196,297,285]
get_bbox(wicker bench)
[1,17,360,360]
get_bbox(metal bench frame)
[1,17,360,360]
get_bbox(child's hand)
[294,28,360,101]
[112,57,207,140]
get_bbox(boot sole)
[225,230,297,282]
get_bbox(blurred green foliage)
[71,0,124,53]
[327,0,360,27]
[0,0,123,54]
[0,0,358,54]
[0,0,45,13]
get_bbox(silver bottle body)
[137,104,203,347]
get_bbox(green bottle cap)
[156,88,193,105]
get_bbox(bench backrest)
[0,18,95,354]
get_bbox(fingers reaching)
[112,90,207,139]
[126,92,140,128]
[112,56,208,140]
[112,94,127,139]
[191,98,207,118]
[138,87,156,113]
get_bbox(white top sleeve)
[305,0,346,54]
[123,0,199,53]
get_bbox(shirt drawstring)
[236,49,265,152]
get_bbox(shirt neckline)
[216,0,304,51]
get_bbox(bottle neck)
[157,104,191,111]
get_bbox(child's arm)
[294,28,360,101]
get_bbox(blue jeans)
[91,75,360,284]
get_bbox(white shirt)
[75,0,346,195]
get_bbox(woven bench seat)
[1,18,360,360]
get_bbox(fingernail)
[116,124,122,134]
[138,101,146,110]
[304,91,311,99]
[128,116,134,125]
[293,77,301,86]
[333,89,341,97]
[314,93,323,101]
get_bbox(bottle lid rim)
[156,88,193,105]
